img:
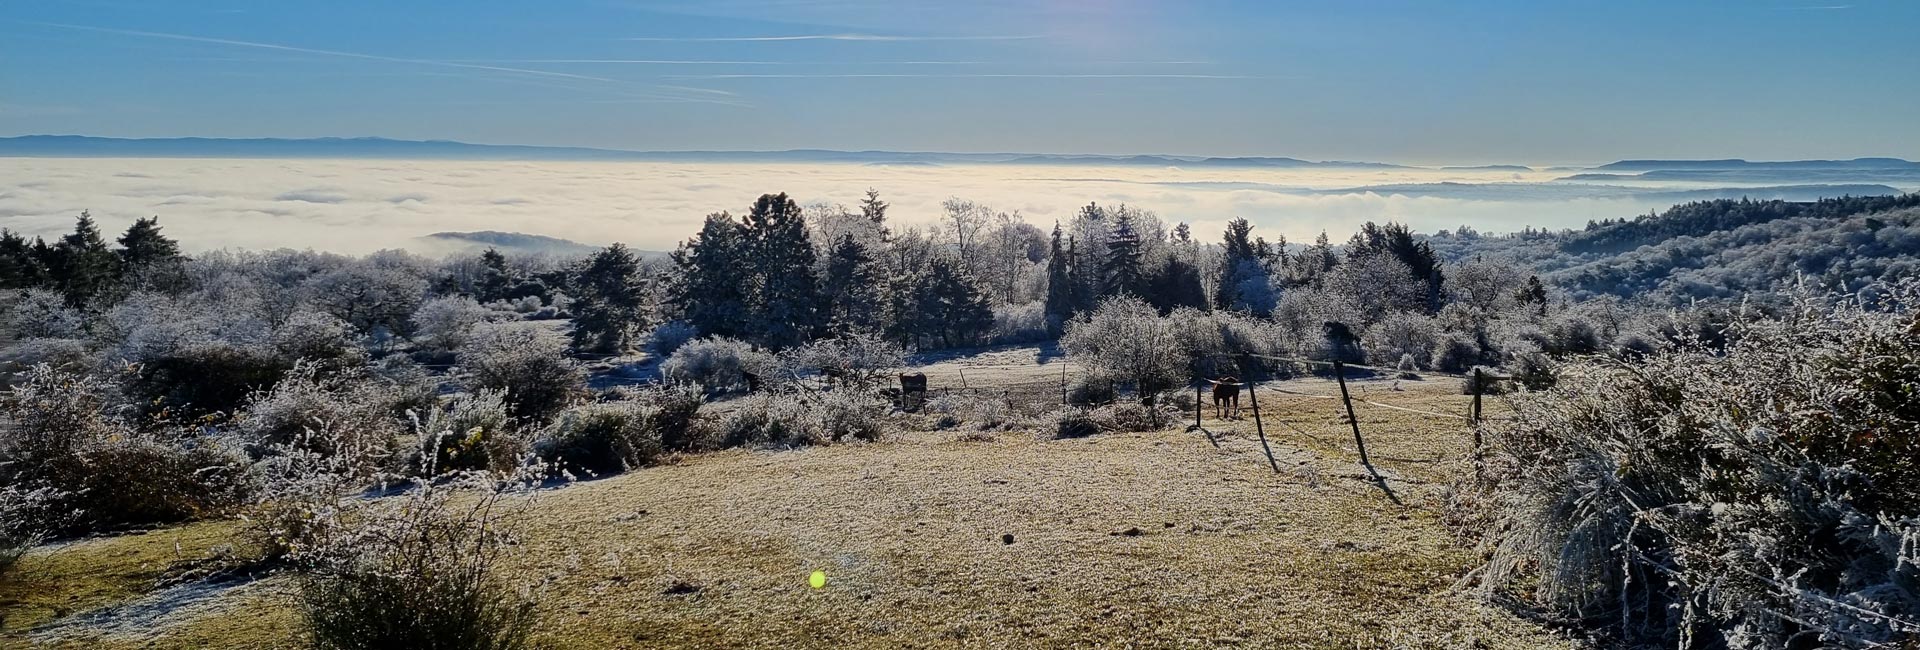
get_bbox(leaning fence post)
[1243,356,1280,473]
[1331,359,1371,467]
[1471,368,1486,480]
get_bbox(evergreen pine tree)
[1214,218,1258,310]
[48,212,120,306]
[821,234,881,334]
[0,230,49,290]
[1519,275,1549,316]
[912,256,994,349]
[569,243,649,353]
[478,248,512,302]
[116,217,181,269]
[1043,224,1075,328]
[670,212,751,339]
[743,193,821,349]
[1103,213,1145,298]
[1146,256,1207,313]
[859,188,889,234]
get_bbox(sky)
[3,0,1918,165]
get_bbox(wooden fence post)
[1060,362,1069,405]
[1244,356,1280,473]
[1471,368,1486,480]
[1331,359,1371,467]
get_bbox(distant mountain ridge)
[1594,158,1919,172]
[0,135,1421,169]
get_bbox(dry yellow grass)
[4,372,1557,649]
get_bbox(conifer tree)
[1103,213,1145,298]
[1146,256,1207,313]
[911,256,994,349]
[0,230,48,290]
[116,217,181,269]
[821,234,881,334]
[742,193,820,349]
[1214,218,1259,310]
[478,248,512,302]
[569,243,649,353]
[49,212,119,306]
[671,212,751,340]
[1043,224,1075,328]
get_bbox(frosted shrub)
[1468,284,1920,648]
[459,323,584,422]
[1044,407,1099,439]
[536,403,659,476]
[988,301,1051,344]
[1429,331,1481,374]
[1091,401,1173,432]
[1061,297,1186,401]
[925,393,1022,431]
[718,393,818,447]
[292,472,538,650]
[0,337,90,378]
[645,320,698,358]
[0,365,249,534]
[780,333,905,387]
[270,309,369,371]
[661,337,777,393]
[235,362,403,472]
[620,383,707,451]
[1,289,83,339]
[1361,312,1439,369]
[718,391,885,448]
[0,484,65,573]
[414,389,523,476]
[812,390,888,443]
[411,296,496,351]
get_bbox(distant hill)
[1441,165,1533,172]
[414,231,606,257]
[1424,194,1920,302]
[0,135,1417,169]
[1594,157,1920,172]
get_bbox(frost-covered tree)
[1061,296,1186,404]
[671,213,751,340]
[742,193,820,349]
[820,234,881,334]
[568,243,649,354]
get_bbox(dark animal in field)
[897,373,928,411]
[1209,377,1242,419]
[742,371,762,393]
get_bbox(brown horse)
[1210,377,1242,419]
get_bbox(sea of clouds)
[0,157,1748,255]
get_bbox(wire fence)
[1186,353,1513,476]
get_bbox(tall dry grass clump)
[1466,282,1920,649]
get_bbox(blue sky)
[3,0,1916,164]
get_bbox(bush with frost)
[410,296,496,352]
[0,365,248,535]
[458,323,584,423]
[234,362,403,473]
[289,470,539,650]
[645,320,699,358]
[660,337,778,393]
[414,388,523,476]
[779,333,905,388]
[1061,297,1186,405]
[1466,282,1920,649]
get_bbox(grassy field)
[1,355,1569,649]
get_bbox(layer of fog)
[0,157,1889,255]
